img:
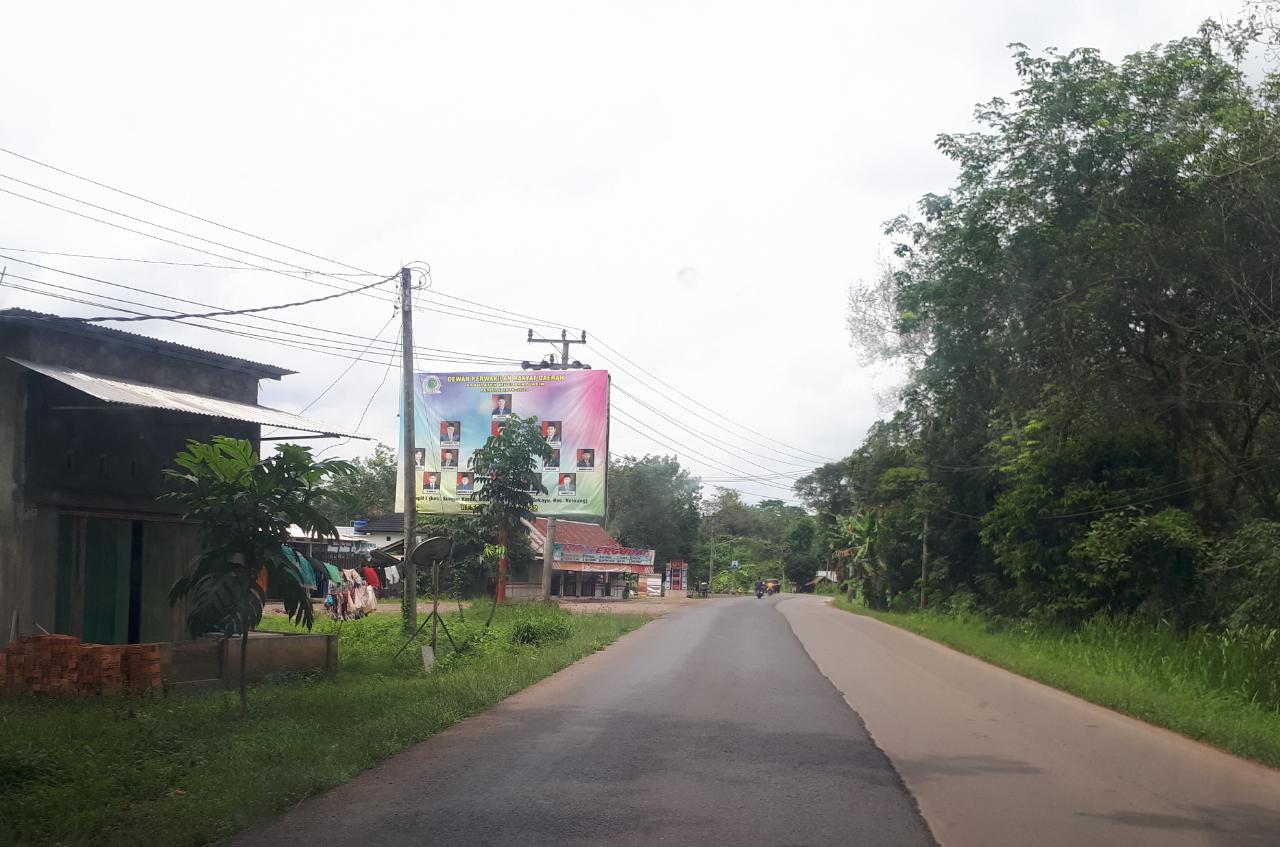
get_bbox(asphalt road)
[228,596,936,847]
[779,595,1280,847]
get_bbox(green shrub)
[507,604,575,645]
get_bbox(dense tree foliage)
[606,454,701,568]
[820,19,1280,627]
[689,490,825,592]
[318,442,396,524]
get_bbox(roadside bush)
[1202,520,1280,630]
[507,604,575,646]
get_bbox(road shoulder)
[778,595,1280,847]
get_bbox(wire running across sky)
[0,144,833,496]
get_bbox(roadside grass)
[832,596,1280,769]
[0,604,646,847]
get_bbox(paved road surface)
[779,595,1280,847]
[229,596,935,847]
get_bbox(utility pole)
[527,328,588,369]
[525,329,588,601]
[399,267,418,635]
[708,518,715,597]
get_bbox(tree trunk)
[496,528,509,607]
[239,627,249,717]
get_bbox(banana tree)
[835,510,888,608]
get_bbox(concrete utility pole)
[527,328,588,369]
[526,329,588,601]
[400,267,418,635]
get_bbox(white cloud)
[0,0,1236,501]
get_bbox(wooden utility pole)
[525,329,587,602]
[399,267,418,635]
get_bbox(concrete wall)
[0,357,27,642]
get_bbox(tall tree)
[317,442,396,524]
[606,454,701,568]
[837,20,1280,622]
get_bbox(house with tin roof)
[0,309,363,645]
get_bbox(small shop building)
[511,518,655,600]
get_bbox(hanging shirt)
[361,567,382,588]
[323,562,343,584]
[384,565,401,585]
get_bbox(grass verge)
[0,604,646,847]
[832,596,1280,769]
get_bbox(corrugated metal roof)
[525,518,622,549]
[0,308,294,378]
[10,358,368,438]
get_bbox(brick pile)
[1,635,163,696]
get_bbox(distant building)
[0,309,361,645]
[522,518,654,600]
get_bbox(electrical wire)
[318,326,402,457]
[0,145,380,277]
[0,247,378,274]
[612,383,815,471]
[0,148,832,472]
[0,255,518,364]
[73,271,398,323]
[0,184,402,306]
[2,275,521,367]
[295,311,399,415]
[590,338,836,463]
[610,407,800,495]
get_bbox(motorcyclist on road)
[756,580,765,598]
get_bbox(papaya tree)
[164,436,352,715]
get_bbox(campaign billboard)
[397,370,609,517]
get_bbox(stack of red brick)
[1,635,163,695]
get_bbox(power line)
[2,275,521,367]
[0,247,380,274]
[0,145,380,277]
[0,255,518,364]
[319,325,402,457]
[613,382,815,471]
[73,271,398,323]
[590,337,836,464]
[588,342,831,466]
[0,148,833,469]
[610,407,799,495]
[0,183,402,306]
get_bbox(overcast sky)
[1,0,1237,502]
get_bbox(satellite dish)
[409,536,454,567]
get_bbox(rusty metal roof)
[10,358,368,438]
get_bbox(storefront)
[666,560,688,592]
[514,519,657,601]
[551,541,655,598]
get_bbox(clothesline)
[279,545,403,621]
